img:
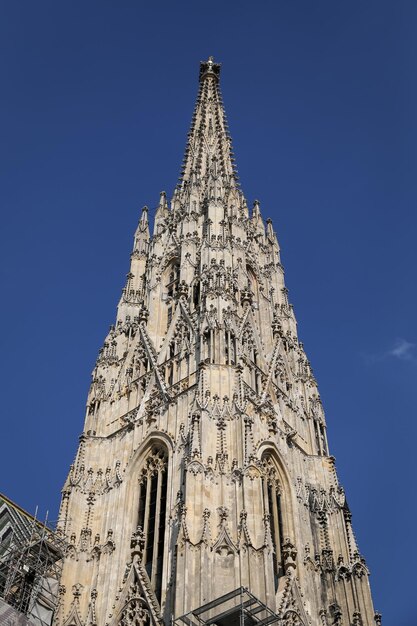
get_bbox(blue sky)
[1,2,416,623]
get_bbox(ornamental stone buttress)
[55,58,379,626]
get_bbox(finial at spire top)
[199,56,221,83]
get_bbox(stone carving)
[282,538,297,573]
[328,603,343,626]
[200,259,238,299]
[63,584,84,626]
[56,57,378,626]
[118,584,150,626]
[66,460,124,495]
[335,551,369,582]
[89,589,98,626]
[188,411,201,459]
[212,507,237,556]
[102,530,116,555]
[296,478,345,515]
[66,533,78,561]
[276,575,310,626]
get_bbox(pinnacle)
[177,58,239,198]
[158,191,168,208]
[199,56,221,83]
[139,205,148,226]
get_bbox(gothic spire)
[56,58,378,626]
[177,56,239,197]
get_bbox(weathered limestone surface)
[55,58,378,626]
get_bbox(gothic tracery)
[56,57,378,626]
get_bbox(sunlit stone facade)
[56,58,379,626]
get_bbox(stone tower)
[56,58,379,626]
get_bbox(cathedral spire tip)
[178,57,237,192]
[199,56,221,83]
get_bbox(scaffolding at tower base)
[0,508,65,626]
[176,588,280,626]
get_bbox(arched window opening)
[193,283,200,310]
[166,260,180,298]
[170,319,192,361]
[137,446,168,604]
[167,306,173,328]
[313,419,320,454]
[165,260,180,331]
[204,329,214,363]
[246,264,260,307]
[224,331,236,365]
[262,454,285,590]
[253,351,262,394]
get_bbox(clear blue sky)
[1,2,416,624]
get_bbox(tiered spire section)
[56,58,378,626]
[178,56,238,198]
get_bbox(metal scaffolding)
[0,502,65,626]
[176,588,280,626]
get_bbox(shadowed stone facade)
[55,58,379,626]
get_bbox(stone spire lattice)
[56,58,379,626]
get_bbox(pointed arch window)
[246,264,256,289]
[137,446,168,604]
[224,330,236,365]
[253,351,262,394]
[165,260,180,332]
[204,329,215,363]
[166,260,180,298]
[170,319,192,360]
[193,283,200,310]
[262,454,285,589]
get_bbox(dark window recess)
[155,469,167,601]
[137,447,168,605]
[138,477,147,530]
[268,484,279,581]
[193,284,200,308]
[277,493,284,558]
[263,470,285,590]
[145,474,158,578]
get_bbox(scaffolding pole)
[0,511,65,626]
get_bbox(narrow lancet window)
[262,454,285,590]
[137,446,168,604]
[225,330,236,365]
[193,283,200,309]
[166,260,180,298]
